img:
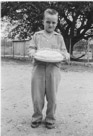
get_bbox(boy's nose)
[49,23,53,27]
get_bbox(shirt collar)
[42,30,57,39]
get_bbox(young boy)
[28,8,70,129]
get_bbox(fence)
[1,38,30,59]
[1,38,93,63]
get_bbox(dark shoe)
[45,122,55,129]
[31,121,41,128]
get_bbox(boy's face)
[43,13,58,33]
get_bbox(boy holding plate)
[28,8,70,129]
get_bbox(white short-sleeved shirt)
[29,30,68,53]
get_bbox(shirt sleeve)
[59,35,68,53]
[27,33,38,57]
[58,34,70,60]
[29,33,37,50]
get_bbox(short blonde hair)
[44,8,58,18]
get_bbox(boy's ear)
[56,21,58,27]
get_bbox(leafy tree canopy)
[1,1,93,53]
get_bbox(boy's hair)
[44,8,58,18]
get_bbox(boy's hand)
[62,52,70,60]
[65,52,70,60]
[62,52,70,64]
[28,49,36,58]
[65,53,70,64]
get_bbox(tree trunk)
[65,37,74,55]
[64,38,70,52]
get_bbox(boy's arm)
[59,35,70,61]
[28,33,37,58]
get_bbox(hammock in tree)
[70,53,86,61]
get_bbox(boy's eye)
[46,21,50,24]
[52,22,56,24]
[46,21,56,25]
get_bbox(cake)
[34,49,64,62]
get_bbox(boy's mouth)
[48,27,53,29]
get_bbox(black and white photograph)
[1,1,93,136]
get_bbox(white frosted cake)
[34,49,64,62]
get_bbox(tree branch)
[62,13,72,26]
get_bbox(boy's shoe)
[45,122,55,129]
[31,121,41,128]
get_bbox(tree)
[51,2,93,54]
[1,2,50,40]
[1,2,93,54]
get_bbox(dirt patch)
[1,58,93,136]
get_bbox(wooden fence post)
[12,41,14,58]
[92,48,93,59]
[24,41,25,58]
[4,38,6,57]
[87,41,90,64]
[69,38,71,63]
